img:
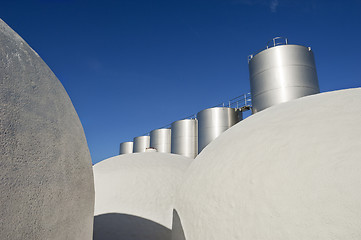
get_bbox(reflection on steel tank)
[119,142,133,155]
[171,119,198,159]
[133,136,150,153]
[197,107,241,153]
[150,128,171,153]
[248,37,320,113]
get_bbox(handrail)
[266,36,288,49]
[211,92,251,108]
[248,36,288,63]
[140,92,252,136]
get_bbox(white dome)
[93,152,192,240]
[0,19,94,239]
[173,88,361,240]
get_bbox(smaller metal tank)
[150,128,171,153]
[133,136,150,153]
[119,142,133,155]
[171,119,198,159]
[197,107,241,153]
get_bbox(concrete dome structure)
[93,152,192,240]
[0,19,94,239]
[172,88,361,240]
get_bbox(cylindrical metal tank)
[197,107,241,153]
[133,136,150,153]
[119,142,133,155]
[171,119,198,159]
[150,128,171,153]
[248,38,320,113]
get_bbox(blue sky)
[2,0,360,164]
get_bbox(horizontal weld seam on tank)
[252,86,320,97]
[249,65,316,78]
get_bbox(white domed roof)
[173,88,361,240]
[0,19,94,239]
[93,152,192,240]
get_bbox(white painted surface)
[173,88,361,240]
[0,19,94,239]
[93,152,192,239]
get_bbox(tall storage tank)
[171,119,198,159]
[150,128,171,153]
[197,107,241,153]
[248,37,320,113]
[133,136,150,153]
[119,142,133,155]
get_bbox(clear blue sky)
[2,0,360,164]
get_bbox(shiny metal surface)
[249,44,320,113]
[197,107,241,153]
[119,142,133,155]
[171,119,198,159]
[133,136,150,153]
[150,128,171,153]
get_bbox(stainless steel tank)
[150,128,171,153]
[248,37,320,113]
[133,136,150,153]
[119,142,133,155]
[197,107,241,153]
[171,119,198,158]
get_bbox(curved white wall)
[173,88,361,240]
[93,152,192,240]
[0,19,94,239]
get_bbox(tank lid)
[172,118,197,125]
[248,36,288,62]
[134,135,150,140]
[150,128,171,133]
[197,106,238,116]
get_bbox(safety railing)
[141,92,252,136]
[248,36,288,63]
[212,92,251,109]
[266,36,288,49]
